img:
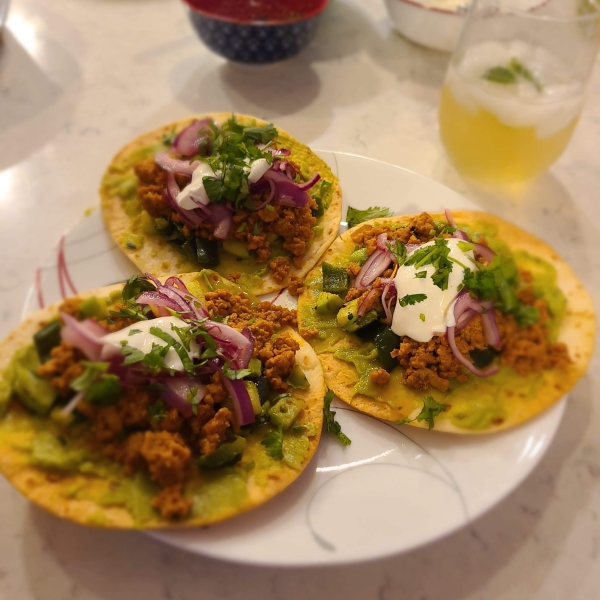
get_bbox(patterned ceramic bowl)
[182,0,329,64]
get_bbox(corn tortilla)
[298,211,596,434]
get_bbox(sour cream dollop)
[391,238,476,343]
[176,158,271,210]
[101,316,199,371]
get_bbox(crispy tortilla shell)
[0,275,325,528]
[298,211,596,434]
[100,113,342,295]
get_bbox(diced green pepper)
[33,320,62,364]
[373,326,400,372]
[349,247,369,265]
[253,377,271,404]
[196,239,220,266]
[316,292,344,315]
[288,364,309,390]
[268,395,305,430]
[337,300,380,332]
[244,381,262,416]
[197,436,246,470]
[248,358,262,378]
[322,262,349,295]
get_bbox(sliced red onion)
[274,148,291,156]
[163,378,206,418]
[381,282,396,325]
[445,209,469,241]
[164,173,205,228]
[172,119,214,157]
[278,161,296,179]
[297,173,321,191]
[155,152,197,176]
[377,277,395,287]
[473,242,496,263]
[262,169,310,208]
[141,274,210,320]
[447,326,499,378]
[135,291,184,315]
[203,322,254,370]
[357,288,380,317]
[481,309,501,349]
[60,313,106,361]
[376,232,389,252]
[406,244,420,254]
[205,202,233,240]
[214,215,232,240]
[222,377,255,426]
[354,249,393,290]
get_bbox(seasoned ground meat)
[151,484,193,519]
[37,342,85,396]
[134,160,317,267]
[134,160,172,219]
[352,212,436,256]
[261,335,300,391]
[370,369,390,385]
[59,298,83,318]
[299,327,319,339]
[269,257,291,283]
[199,407,232,456]
[346,262,362,277]
[140,431,191,487]
[345,287,363,302]
[393,300,570,391]
[288,276,304,297]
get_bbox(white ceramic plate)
[23,152,566,566]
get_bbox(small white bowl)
[384,0,470,53]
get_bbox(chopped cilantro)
[122,275,156,303]
[387,240,407,265]
[222,362,252,380]
[399,293,427,307]
[405,238,453,290]
[462,255,540,326]
[346,206,393,228]
[149,327,194,374]
[261,427,284,460]
[398,396,446,430]
[457,241,474,253]
[120,344,147,366]
[148,400,167,423]
[323,390,351,446]
[415,271,427,279]
[70,361,121,406]
[186,387,200,415]
[236,223,246,233]
[420,313,426,322]
[128,329,142,336]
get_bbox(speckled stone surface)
[0,0,599,598]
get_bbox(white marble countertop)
[1,0,599,598]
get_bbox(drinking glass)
[438,0,600,184]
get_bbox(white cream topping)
[176,158,271,210]
[391,239,476,343]
[247,158,271,183]
[176,162,216,209]
[102,316,199,371]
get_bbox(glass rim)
[486,0,600,24]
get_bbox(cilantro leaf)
[242,123,278,144]
[405,239,453,290]
[128,329,142,336]
[222,362,252,380]
[149,327,195,374]
[122,275,156,303]
[415,271,427,279]
[323,390,351,446]
[148,400,167,423]
[346,206,393,228]
[261,427,284,460]
[70,362,110,392]
[387,240,407,265]
[399,293,427,307]
[120,344,146,366]
[398,396,446,430]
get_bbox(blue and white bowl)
[183,0,329,64]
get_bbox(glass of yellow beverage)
[438,0,600,184]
